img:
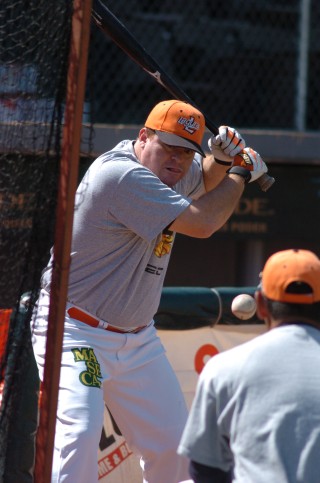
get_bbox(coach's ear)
[254,289,269,322]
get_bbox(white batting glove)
[228,147,268,183]
[208,126,246,164]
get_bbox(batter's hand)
[208,126,246,164]
[229,147,268,183]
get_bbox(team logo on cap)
[178,116,200,134]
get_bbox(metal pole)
[295,0,311,131]
[33,0,92,481]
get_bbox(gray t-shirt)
[178,323,320,483]
[41,140,205,328]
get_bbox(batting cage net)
[88,0,320,131]
[0,1,93,481]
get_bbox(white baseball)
[231,294,257,320]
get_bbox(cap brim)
[155,130,206,157]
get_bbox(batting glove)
[228,147,268,183]
[208,126,246,165]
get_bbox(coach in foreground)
[32,99,268,483]
[178,248,320,483]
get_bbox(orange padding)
[0,309,12,361]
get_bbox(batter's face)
[137,128,195,187]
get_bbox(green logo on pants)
[71,347,102,388]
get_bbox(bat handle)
[256,173,275,192]
[206,122,275,192]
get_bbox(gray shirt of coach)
[178,248,320,483]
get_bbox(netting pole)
[33,1,92,482]
[295,0,311,131]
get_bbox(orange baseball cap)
[145,100,206,157]
[261,249,320,304]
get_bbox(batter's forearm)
[169,174,245,238]
[202,154,230,193]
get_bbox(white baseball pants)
[32,290,189,483]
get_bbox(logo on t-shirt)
[154,229,174,257]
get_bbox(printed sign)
[97,324,265,482]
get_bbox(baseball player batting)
[31,99,268,482]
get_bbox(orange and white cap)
[145,100,206,157]
[261,248,320,304]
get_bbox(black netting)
[0,1,73,308]
[0,1,74,480]
[88,0,320,130]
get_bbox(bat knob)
[257,173,275,192]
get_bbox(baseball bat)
[91,0,275,192]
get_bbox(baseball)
[231,294,257,320]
